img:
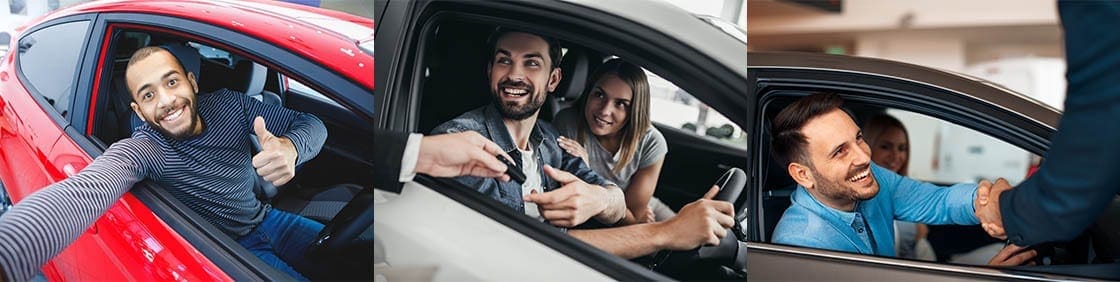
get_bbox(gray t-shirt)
[554,109,668,190]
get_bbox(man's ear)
[187,72,198,93]
[546,67,562,92]
[788,162,815,189]
[130,102,146,122]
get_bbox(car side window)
[646,71,747,148]
[883,109,1038,186]
[764,102,1044,266]
[287,78,345,108]
[17,20,90,119]
[870,108,1037,266]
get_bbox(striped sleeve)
[0,138,159,281]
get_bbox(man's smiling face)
[126,48,202,139]
[487,31,561,121]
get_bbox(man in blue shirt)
[769,93,1035,265]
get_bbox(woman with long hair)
[554,59,672,225]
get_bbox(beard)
[811,164,879,203]
[492,80,545,121]
[145,98,201,140]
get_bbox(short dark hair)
[126,46,166,69]
[485,27,563,69]
[770,93,846,167]
[125,46,185,100]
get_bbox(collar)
[790,186,872,253]
[483,104,546,154]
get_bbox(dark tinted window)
[18,20,90,119]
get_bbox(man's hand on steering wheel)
[653,185,735,251]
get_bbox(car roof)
[34,0,372,90]
[748,51,1061,128]
[560,0,747,79]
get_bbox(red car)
[0,0,373,280]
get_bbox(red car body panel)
[0,0,372,280]
[47,0,373,89]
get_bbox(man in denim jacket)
[433,104,626,227]
[432,28,627,228]
[430,29,737,259]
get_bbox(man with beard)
[769,93,1036,265]
[431,29,737,259]
[0,46,327,280]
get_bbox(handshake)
[974,178,1038,266]
[973,178,1012,239]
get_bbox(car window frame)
[68,13,373,280]
[383,1,748,280]
[12,14,97,129]
[745,68,1084,280]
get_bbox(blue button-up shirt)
[772,163,979,256]
[431,104,613,215]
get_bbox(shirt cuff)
[398,133,423,183]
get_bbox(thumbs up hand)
[252,116,298,186]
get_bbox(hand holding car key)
[497,154,527,184]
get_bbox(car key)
[497,154,527,184]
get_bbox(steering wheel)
[308,186,374,259]
[712,167,748,240]
[653,167,748,280]
[698,167,747,255]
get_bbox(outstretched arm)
[879,164,980,225]
[0,139,157,281]
[569,186,733,259]
[991,0,1120,246]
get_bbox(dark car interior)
[88,29,373,280]
[757,90,1120,275]
[417,20,750,214]
[415,19,751,280]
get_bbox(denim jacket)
[431,104,613,214]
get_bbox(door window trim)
[386,1,748,280]
[70,13,372,279]
[13,14,98,128]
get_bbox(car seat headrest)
[158,44,201,79]
[553,47,591,101]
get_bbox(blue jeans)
[236,209,324,281]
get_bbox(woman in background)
[554,59,672,225]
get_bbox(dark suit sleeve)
[1000,0,1120,246]
[374,128,410,193]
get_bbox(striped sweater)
[0,89,326,281]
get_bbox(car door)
[376,0,749,280]
[743,52,1119,281]
[0,13,108,281]
[59,10,374,280]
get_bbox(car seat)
[542,46,602,121]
